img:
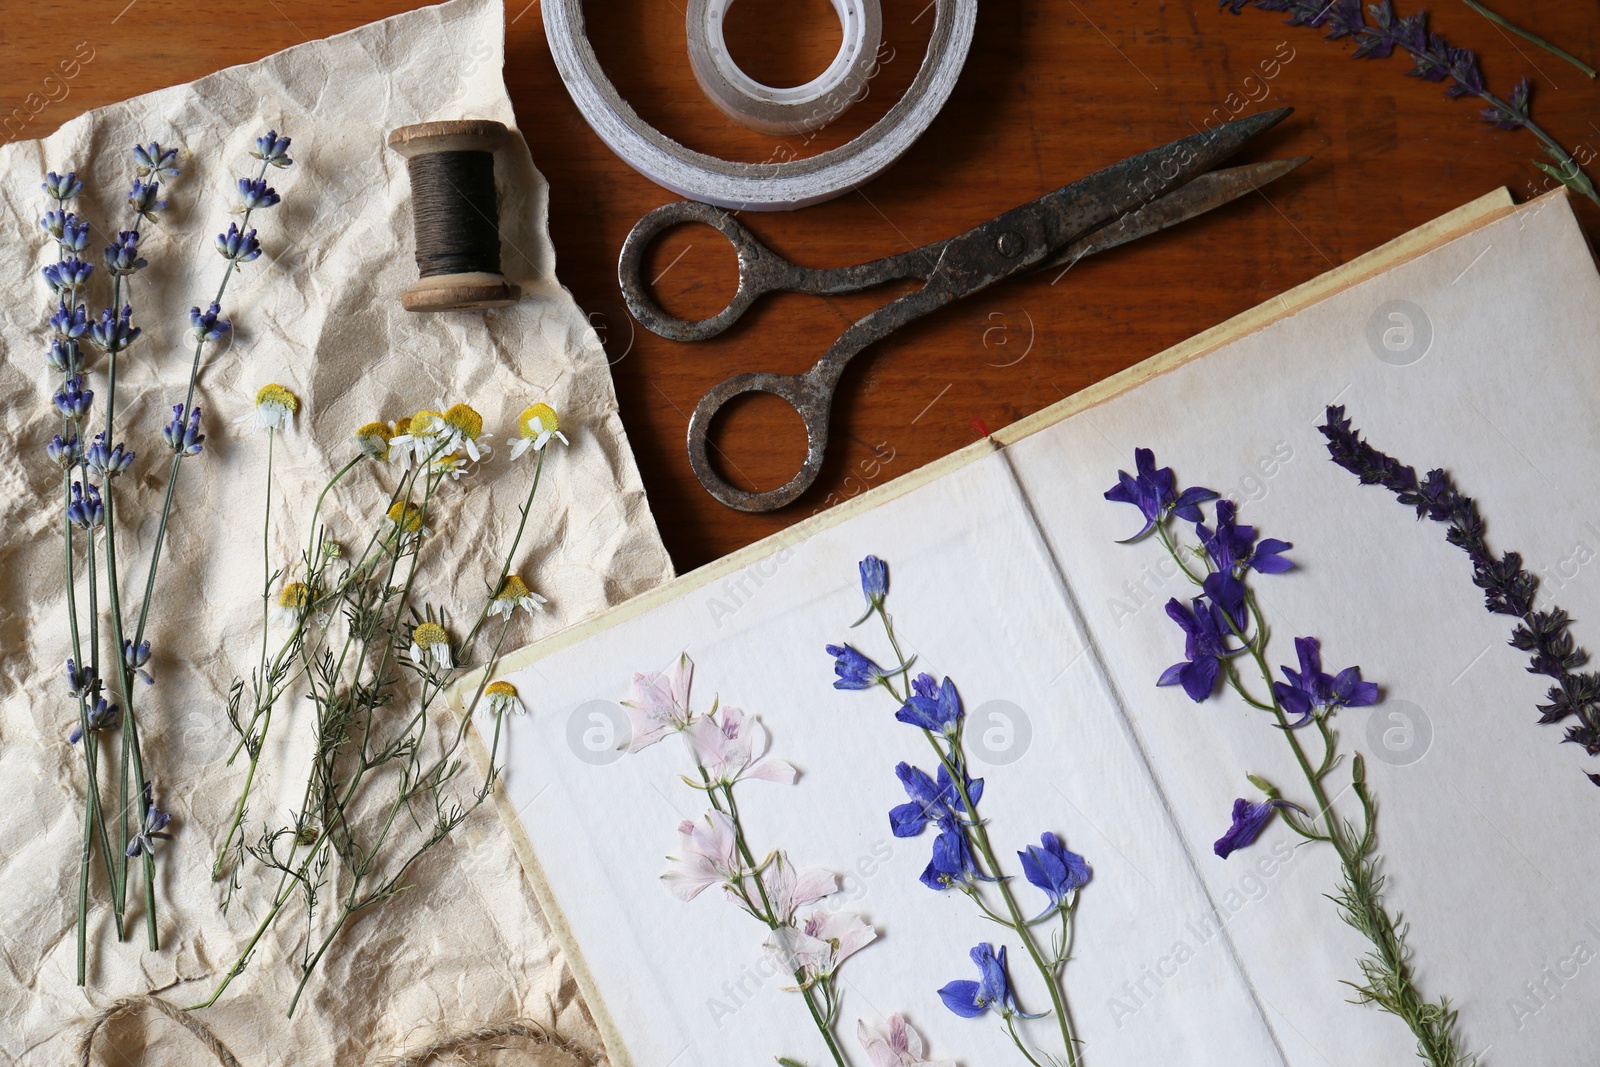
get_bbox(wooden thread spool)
[387,119,521,312]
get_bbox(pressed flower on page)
[1107,446,1466,1067]
[624,654,879,1067]
[857,1014,953,1067]
[827,566,1091,1067]
[685,706,798,787]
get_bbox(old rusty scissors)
[618,108,1304,512]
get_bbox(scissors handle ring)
[686,369,833,512]
[618,200,779,342]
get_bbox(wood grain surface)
[5,0,1597,571]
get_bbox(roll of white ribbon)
[685,0,883,136]
[542,0,977,211]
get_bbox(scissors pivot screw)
[996,231,1023,258]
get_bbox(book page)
[478,452,1287,1065]
[1005,192,1600,1065]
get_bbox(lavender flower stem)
[1459,0,1596,78]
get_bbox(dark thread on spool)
[407,150,503,278]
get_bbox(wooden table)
[6,0,1596,571]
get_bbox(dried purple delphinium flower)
[1107,448,1464,1067]
[1222,0,1599,206]
[1320,404,1600,786]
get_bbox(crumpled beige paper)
[0,0,673,1062]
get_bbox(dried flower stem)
[869,607,1083,1067]
[1226,0,1600,206]
[1152,521,1468,1067]
[1320,405,1600,785]
[199,442,551,1013]
[1458,1,1595,79]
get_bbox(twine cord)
[77,1001,597,1067]
[77,996,241,1067]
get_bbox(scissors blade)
[1040,156,1309,272]
[1035,107,1294,256]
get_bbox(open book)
[462,189,1600,1067]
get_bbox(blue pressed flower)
[895,673,963,736]
[1198,499,1293,575]
[938,943,1041,1020]
[216,222,262,263]
[47,433,82,468]
[163,404,206,456]
[1104,446,1219,541]
[1158,596,1237,702]
[69,697,122,744]
[860,554,888,604]
[125,781,172,858]
[1272,636,1381,727]
[88,305,140,352]
[127,179,166,222]
[826,643,887,689]
[54,375,93,419]
[85,433,134,477]
[51,302,88,339]
[123,638,153,685]
[1201,569,1248,634]
[42,256,94,294]
[103,230,146,276]
[190,302,231,342]
[67,480,104,529]
[888,761,984,837]
[42,171,83,200]
[46,338,83,374]
[66,658,97,698]
[251,129,294,168]
[1214,796,1306,859]
[1019,831,1091,911]
[920,819,982,890]
[236,177,281,211]
[132,141,180,180]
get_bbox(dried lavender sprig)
[1458,1,1596,80]
[104,140,290,947]
[1319,405,1600,787]
[95,147,174,946]
[42,170,129,980]
[1223,0,1600,206]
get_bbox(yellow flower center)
[485,680,518,699]
[518,403,559,440]
[257,383,299,414]
[278,582,311,609]
[386,501,425,532]
[410,409,443,438]
[413,621,449,649]
[443,403,484,441]
[496,575,531,602]
[394,416,413,436]
[356,421,393,460]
